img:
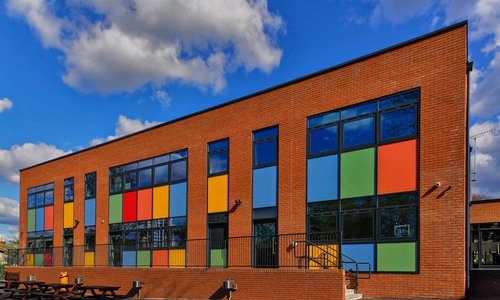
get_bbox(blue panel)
[35,208,44,231]
[84,199,96,226]
[122,251,136,267]
[342,244,374,272]
[170,182,187,217]
[253,166,277,208]
[307,155,338,202]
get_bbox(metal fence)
[8,232,342,269]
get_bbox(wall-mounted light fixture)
[234,199,242,206]
[73,219,80,229]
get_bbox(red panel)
[378,139,417,195]
[137,189,153,221]
[43,253,53,266]
[44,206,53,230]
[123,191,137,222]
[152,250,168,267]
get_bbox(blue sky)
[1,0,499,241]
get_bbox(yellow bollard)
[59,272,69,292]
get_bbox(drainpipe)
[465,59,473,296]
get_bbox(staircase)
[345,288,363,300]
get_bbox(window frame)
[253,126,279,169]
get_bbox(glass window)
[138,159,153,168]
[209,140,229,152]
[170,225,187,249]
[378,192,418,207]
[84,226,96,252]
[341,196,376,210]
[36,193,44,207]
[64,178,74,202]
[170,150,188,161]
[379,90,419,110]
[343,117,374,149]
[209,151,228,174]
[309,124,338,156]
[254,127,278,140]
[343,212,374,240]
[171,160,187,181]
[154,154,169,165]
[308,214,337,243]
[138,229,152,249]
[124,230,137,247]
[139,168,152,188]
[308,111,340,128]
[342,102,376,119]
[85,173,96,199]
[28,194,36,208]
[379,207,417,239]
[255,140,277,166]
[380,106,417,141]
[154,165,169,185]
[124,172,137,191]
[44,190,54,205]
[307,201,339,214]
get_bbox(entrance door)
[208,223,228,267]
[254,220,278,268]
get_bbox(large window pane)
[308,214,337,243]
[124,172,137,191]
[209,151,228,174]
[380,106,417,141]
[36,193,44,206]
[379,90,419,110]
[343,212,374,240]
[343,117,374,149]
[139,168,152,188]
[254,127,278,140]
[171,160,187,181]
[154,165,169,185]
[378,192,418,207]
[64,184,74,202]
[44,191,54,205]
[309,125,338,156]
[110,175,123,194]
[379,207,417,239]
[85,173,96,199]
[255,140,277,166]
[28,194,36,208]
[342,102,376,119]
[308,111,339,128]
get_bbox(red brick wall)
[471,202,500,224]
[6,266,345,300]
[18,24,468,299]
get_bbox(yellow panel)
[153,186,169,219]
[208,175,228,213]
[169,249,185,268]
[63,202,74,229]
[84,252,94,267]
[26,254,34,266]
[308,244,339,269]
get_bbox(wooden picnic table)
[78,285,120,299]
[37,283,76,299]
[6,280,46,299]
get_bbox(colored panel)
[170,183,187,217]
[27,209,35,232]
[44,206,53,230]
[123,191,137,222]
[137,189,153,221]
[137,250,151,268]
[208,175,228,213]
[169,249,185,268]
[252,166,277,208]
[123,251,137,267]
[43,253,53,266]
[63,203,74,228]
[210,249,227,268]
[84,199,96,226]
[35,208,44,231]
[308,244,339,269]
[342,244,374,272]
[307,155,338,202]
[109,194,123,224]
[340,148,375,198]
[152,250,168,267]
[153,186,169,219]
[378,139,417,194]
[26,254,34,266]
[34,253,44,266]
[84,252,94,267]
[377,242,417,272]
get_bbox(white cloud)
[0,224,19,242]
[0,98,13,113]
[152,90,171,108]
[0,143,71,184]
[0,198,19,226]
[6,0,284,94]
[91,115,160,145]
[470,117,500,196]
[370,0,436,25]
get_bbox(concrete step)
[345,288,363,300]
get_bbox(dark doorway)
[253,220,278,268]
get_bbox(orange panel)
[44,206,53,230]
[152,250,168,267]
[378,139,417,194]
[137,189,153,221]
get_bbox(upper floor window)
[64,178,74,202]
[27,183,54,209]
[85,172,96,199]
[253,127,278,168]
[208,139,229,176]
[308,111,339,157]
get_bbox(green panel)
[340,148,375,198]
[137,250,151,268]
[109,194,123,224]
[210,249,227,268]
[27,209,36,232]
[34,253,44,266]
[377,242,417,272]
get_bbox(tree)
[471,193,492,201]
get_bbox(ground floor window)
[472,223,500,268]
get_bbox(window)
[380,106,417,142]
[379,207,417,239]
[343,211,374,240]
[342,116,375,149]
[124,172,137,191]
[27,183,54,236]
[154,165,168,185]
[309,125,338,156]
[64,178,74,202]
[85,172,96,199]
[170,160,187,182]
[208,139,229,175]
[341,102,376,119]
[139,168,152,188]
[253,127,278,168]
[109,168,123,194]
[308,213,337,243]
[84,226,96,252]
